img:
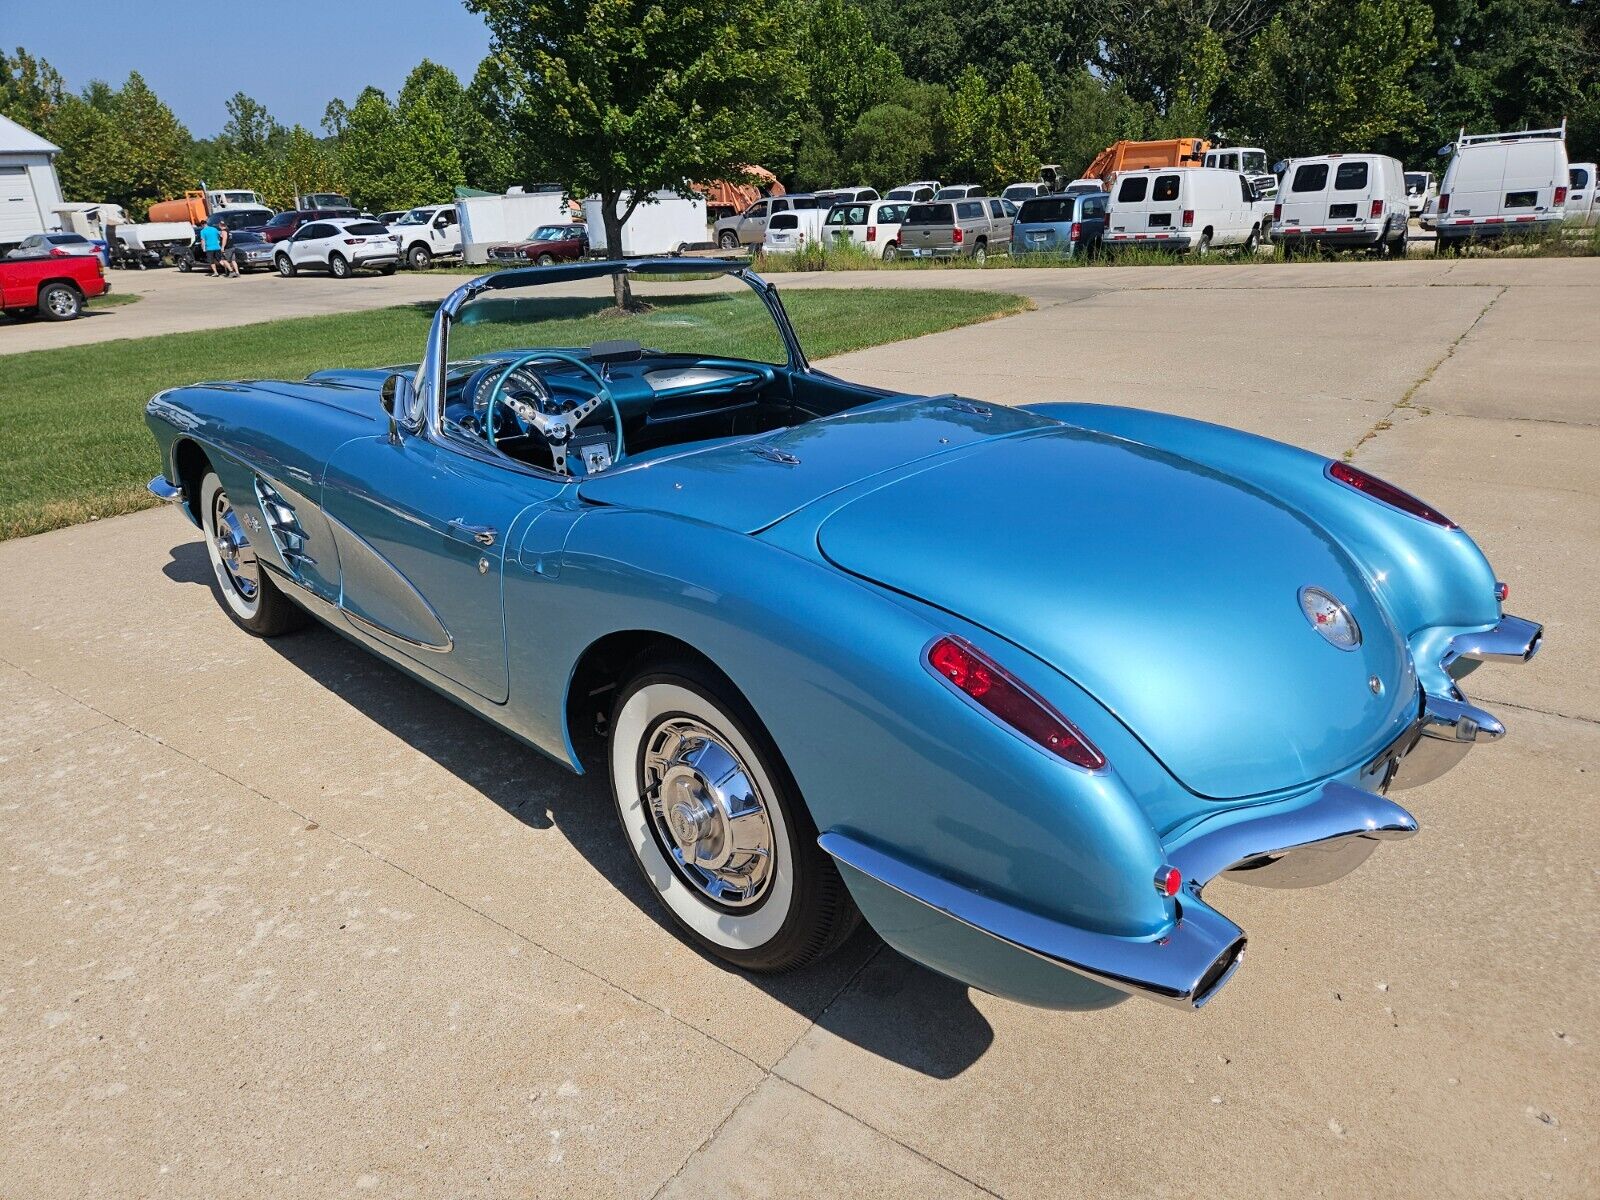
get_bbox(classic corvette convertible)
[145,259,1543,1010]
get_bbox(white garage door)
[0,165,40,244]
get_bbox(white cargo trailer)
[0,113,65,255]
[583,191,707,256]
[456,190,569,264]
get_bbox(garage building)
[0,112,65,254]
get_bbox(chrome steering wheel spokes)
[210,490,259,601]
[482,350,625,477]
[642,717,775,908]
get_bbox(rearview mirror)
[381,372,417,440]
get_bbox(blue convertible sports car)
[146,259,1543,1011]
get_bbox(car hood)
[816,429,1416,798]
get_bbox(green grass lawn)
[0,287,1029,541]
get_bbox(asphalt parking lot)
[2,256,1596,1198]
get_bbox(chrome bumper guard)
[821,780,1416,1011]
[147,476,185,504]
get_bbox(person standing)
[199,221,224,277]
[219,223,241,278]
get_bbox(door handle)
[448,519,497,547]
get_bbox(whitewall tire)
[198,471,306,637]
[609,661,858,972]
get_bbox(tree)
[336,87,431,212]
[1151,27,1225,138]
[466,0,800,308]
[1,46,66,132]
[799,0,904,133]
[1233,0,1433,159]
[942,67,994,183]
[990,62,1052,186]
[397,88,465,203]
[222,92,285,157]
[51,72,189,217]
[321,97,350,139]
[462,57,522,191]
[840,102,933,190]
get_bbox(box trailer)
[457,190,570,264]
[583,191,707,256]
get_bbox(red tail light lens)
[344,237,364,244]
[1555,185,1568,206]
[1181,209,1194,228]
[1439,192,1450,213]
[1069,221,1081,241]
[951,226,963,244]
[1329,461,1457,529]
[927,637,1106,769]
[1371,199,1384,217]
[1154,866,1183,897]
[49,246,69,257]
[866,225,877,241]
[1495,581,1510,602]
[1273,202,1282,221]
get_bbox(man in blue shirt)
[199,222,223,277]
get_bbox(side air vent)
[253,477,316,578]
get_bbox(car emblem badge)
[1299,586,1361,650]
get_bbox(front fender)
[514,507,1177,944]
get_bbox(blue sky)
[5,1,493,136]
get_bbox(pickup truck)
[1,253,108,321]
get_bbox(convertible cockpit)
[419,259,888,479]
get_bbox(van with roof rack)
[1434,122,1569,251]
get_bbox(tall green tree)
[989,62,1052,186]
[465,0,800,308]
[221,92,285,157]
[0,46,66,132]
[942,67,994,183]
[1233,0,1434,158]
[396,84,466,201]
[840,102,934,190]
[51,72,189,216]
[336,87,427,211]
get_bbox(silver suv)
[899,197,1013,261]
[714,194,822,249]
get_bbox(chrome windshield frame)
[410,257,806,441]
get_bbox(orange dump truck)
[1080,138,1211,186]
[697,167,785,221]
[146,191,212,225]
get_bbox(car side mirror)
[1272,160,1288,175]
[381,372,417,440]
[1438,144,1453,157]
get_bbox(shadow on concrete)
[162,537,998,1077]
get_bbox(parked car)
[885,180,940,202]
[899,197,1009,261]
[760,209,827,254]
[1564,162,1597,227]
[933,183,986,200]
[1107,168,1268,254]
[814,187,879,208]
[1064,178,1106,194]
[176,228,277,274]
[1011,192,1108,257]
[144,257,1542,1011]
[1435,124,1569,251]
[258,208,359,244]
[1273,155,1408,257]
[274,217,399,278]
[713,194,823,249]
[1203,146,1277,198]
[1,252,107,320]
[487,223,590,265]
[4,231,101,260]
[1002,182,1049,202]
[377,211,406,226]
[822,200,912,259]
[1405,171,1436,217]
[389,204,462,269]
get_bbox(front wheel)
[37,283,83,320]
[407,243,432,270]
[328,253,350,279]
[609,660,859,972]
[276,254,296,277]
[718,230,739,250]
[198,472,307,637]
[536,252,555,266]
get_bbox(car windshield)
[904,203,954,225]
[1240,151,1268,175]
[1003,185,1037,200]
[346,222,391,236]
[395,209,434,225]
[885,189,913,200]
[530,225,572,241]
[1018,198,1074,223]
[49,233,90,244]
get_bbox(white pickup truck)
[386,204,462,269]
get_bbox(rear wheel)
[37,283,82,320]
[198,472,307,637]
[880,240,899,262]
[276,254,296,277]
[328,253,350,279]
[1195,231,1213,256]
[1242,228,1259,255]
[972,239,988,264]
[609,659,859,972]
[407,243,432,270]
[1392,227,1409,258]
[178,254,193,273]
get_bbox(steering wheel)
[483,351,624,477]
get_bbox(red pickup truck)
[1,253,109,322]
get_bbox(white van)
[761,208,827,254]
[1105,167,1266,254]
[1405,171,1435,216]
[1274,154,1408,256]
[1565,163,1597,227]
[822,199,912,259]
[1435,124,1569,250]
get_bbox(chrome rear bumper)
[822,781,1416,1011]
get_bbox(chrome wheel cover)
[46,288,76,316]
[641,717,775,908]
[209,490,260,601]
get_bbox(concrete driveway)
[1,258,1596,1198]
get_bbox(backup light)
[1329,461,1457,529]
[926,637,1106,770]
